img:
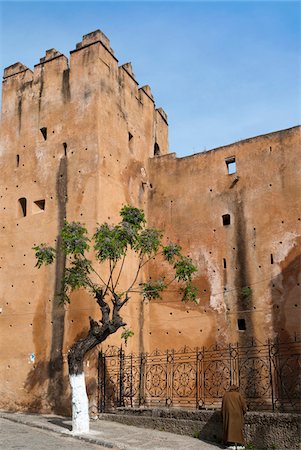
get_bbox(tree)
[33,205,198,433]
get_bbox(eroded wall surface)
[0,30,168,413]
[146,127,301,351]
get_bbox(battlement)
[3,62,32,79]
[2,30,166,115]
[35,48,66,66]
[120,63,138,85]
[71,29,115,59]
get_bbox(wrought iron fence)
[98,336,301,413]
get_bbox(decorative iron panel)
[98,336,301,413]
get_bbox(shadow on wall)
[24,327,101,415]
[24,360,70,415]
[271,242,301,340]
[271,244,301,412]
[197,410,223,446]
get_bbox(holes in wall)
[16,154,20,167]
[18,197,27,218]
[223,258,227,269]
[128,132,133,141]
[237,318,246,331]
[40,127,47,141]
[63,142,67,156]
[154,142,161,156]
[270,254,274,264]
[33,199,45,214]
[225,157,236,174]
[222,214,231,226]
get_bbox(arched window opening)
[18,197,27,218]
[154,142,161,156]
[40,127,47,141]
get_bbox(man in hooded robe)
[221,385,247,449]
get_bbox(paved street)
[0,418,112,450]
[0,412,223,450]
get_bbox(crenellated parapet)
[2,30,166,113]
[3,62,32,79]
[35,48,67,66]
[72,29,115,58]
[1,29,169,156]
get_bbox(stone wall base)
[98,408,300,449]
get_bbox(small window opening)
[226,157,236,174]
[238,319,246,331]
[223,258,227,269]
[154,142,161,156]
[270,254,274,264]
[33,200,45,214]
[128,132,133,141]
[222,214,231,226]
[18,197,27,217]
[63,142,67,156]
[40,127,47,141]
[16,154,20,167]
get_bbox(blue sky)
[0,1,300,157]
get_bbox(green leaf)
[174,256,197,282]
[163,243,182,263]
[120,205,145,229]
[179,282,199,303]
[241,286,252,298]
[93,223,128,261]
[121,328,134,346]
[136,228,162,255]
[63,257,92,291]
[61,221,89,255]
[141,279,167,300]
[33,244,56,268]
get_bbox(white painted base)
[69,372,89,434]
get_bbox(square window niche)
[226,157,236,175]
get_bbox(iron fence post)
[195,347,199,409]
[130,352,133,407]
[138,352,145,406]
[119,346,124,407]
[268,338,275,412]
[98,350,106,413]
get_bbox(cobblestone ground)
[0,418,111,450]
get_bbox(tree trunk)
[68,333,99,434]
[69,371,89,434]
[67,294,125,433]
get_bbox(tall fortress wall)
[0,29,300,413]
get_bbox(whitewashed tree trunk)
[69,372,89,434]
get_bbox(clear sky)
[0,0,300,157]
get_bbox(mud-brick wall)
[0,30,168,413]
[145,126,301,352]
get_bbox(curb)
[0,413,119,449]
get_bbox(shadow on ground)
[47,416,72,431]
